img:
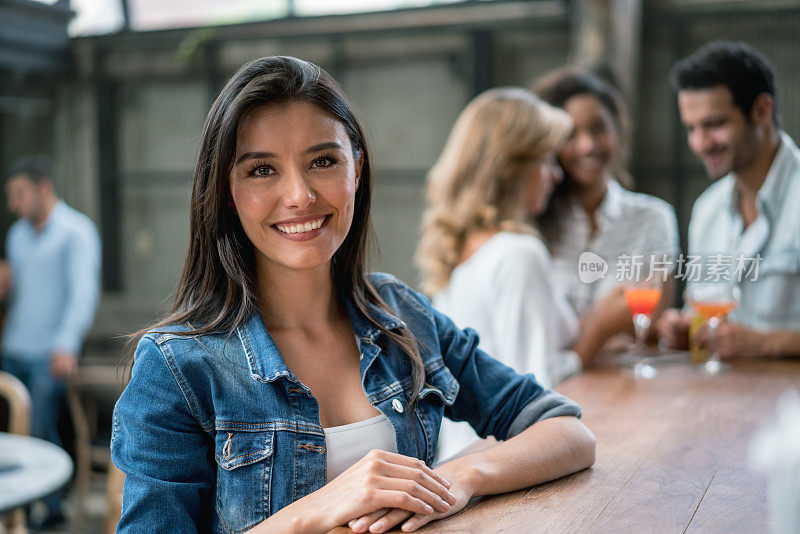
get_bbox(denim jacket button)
[392,399,404,413]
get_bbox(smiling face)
[678,85,760,181]
[557,93,619,189]
[229,101,362,279]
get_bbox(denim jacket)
[111,273,581,533]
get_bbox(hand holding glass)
[685,282,740,375]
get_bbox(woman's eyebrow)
[304,142,344,154]
[234,142,344,166]
[234,151,276,166]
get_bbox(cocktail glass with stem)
[624,278,662,379]
[685,282,741,375]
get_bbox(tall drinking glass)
[624,278,662,379]
[685,281,741,375]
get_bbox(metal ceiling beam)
[84,0,567,50]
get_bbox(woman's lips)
[271,214,331,241]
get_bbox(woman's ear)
[355,150,365,189]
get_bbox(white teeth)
[276,217,325,235]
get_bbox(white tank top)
[324,413,398,483]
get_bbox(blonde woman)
[418,88,597,460]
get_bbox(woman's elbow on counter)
[576,423,597,471]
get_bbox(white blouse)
[432,232,580,461]
[549,179,680,316]
[324,413,398,483]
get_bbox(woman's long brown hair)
[126,56,425,415]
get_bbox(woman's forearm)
[247,496,329,534]
[441,416,595,497]
[573,317,615,366]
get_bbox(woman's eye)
[250,165,274,177]
[590,122,609,136]
[312,156,337,169]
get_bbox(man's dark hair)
[5,154,54,184]
[670,41,779,127]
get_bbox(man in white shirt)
[658,41,800,358]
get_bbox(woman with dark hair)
[111,56,595,534]
[532,69,680,362]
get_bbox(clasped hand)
[310,449,468,533]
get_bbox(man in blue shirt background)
[0,154,101,526]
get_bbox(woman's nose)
[283,169,316,209]
[572,129,601,155]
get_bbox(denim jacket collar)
[236,293,407,383]
[343,292,407,339]
[236,311,291,384]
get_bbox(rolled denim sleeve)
[111,337,215,533]
[433,305,581,441]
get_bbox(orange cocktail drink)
[690,300,737,320]
[624,287,662,318]
[687,299,737,365]
[684,282,740,374]
[624,282,663,379]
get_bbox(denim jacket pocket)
[214,428,274,533]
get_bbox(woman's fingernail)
[437,497,450,510]
[402,522,417,532]
[424,503,434,513]
[446,491,456,503]
[352,519,365,531]
[370,521,384,533]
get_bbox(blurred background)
[1,0,799,357]
[1,1,799,531]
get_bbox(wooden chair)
[66,365,124,533]
[0,371,32,534]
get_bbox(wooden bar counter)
[333,356,800,533]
